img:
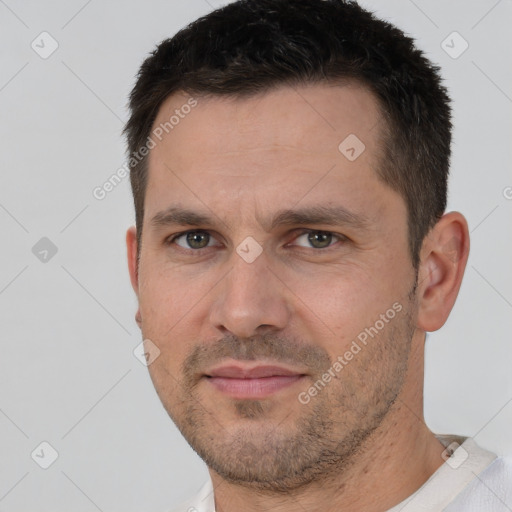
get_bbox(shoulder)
[446,454,512,512]
[479,454,512,487]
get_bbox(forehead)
[152,82,382,161]
[144,82,402,228]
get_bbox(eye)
[291,230,345,249]
[168,230,220,250]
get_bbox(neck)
[209,333,446,512]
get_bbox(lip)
[207,364,303,379]
[205,364,306,399]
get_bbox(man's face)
[130,83,420,490]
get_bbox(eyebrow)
[149,205,371,232]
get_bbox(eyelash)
[165,229,347,252]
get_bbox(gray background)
[1,0,511,511]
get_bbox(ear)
[126,226,142,328]
[416,212,470,332]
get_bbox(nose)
[208,248,291,339]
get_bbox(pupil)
[309,231,331,248]
[187,231,209,248]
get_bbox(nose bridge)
[209,244,290,337]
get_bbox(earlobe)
[135,309,142,328]
[416,212,470,332]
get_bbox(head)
[124,0,452,271]
[125,0,469,492]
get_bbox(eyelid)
[165,228,347,251]
[166,229,222,249]
[288,229,347,249]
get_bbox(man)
[124,1,511,510]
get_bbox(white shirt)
[169,434,512,512]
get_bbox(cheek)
[137,273,197,365]
[290,265,403,352]
[290,265,371,317]
[138,264,212,325]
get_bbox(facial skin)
[127,83,470,512]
